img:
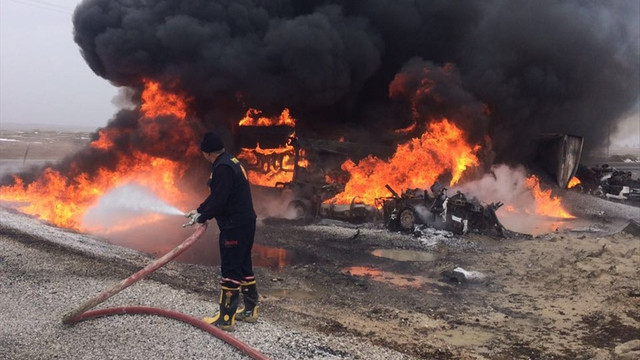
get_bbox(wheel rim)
[399,209,415,230]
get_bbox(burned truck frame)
[378,183,505,236]
[235,125,352,219]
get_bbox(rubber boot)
[235,280,259,323]
[203,286,240,331]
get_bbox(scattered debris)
[575,164,640,203]
[412,226,483,252]
[413,225,458,247]
[443,267,487,283]
[453,267,487,282]
[569,225,602,233]
[378,182,505,236]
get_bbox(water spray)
[92,183,184,216]
[82,183,185,231]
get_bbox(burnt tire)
[398,208,416,232]
[287,200,307,220]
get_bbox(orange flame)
[567,176,581,189]
[394,121,417,135]
[91,128,122,150]
[504,205,517,213]
[0,155,187,229]
[140,79,188,119]
[238,108,295,127]
[525,175,574,218]
[0,80,194,230]
[236,109,307,186]
[329,119,479,205]
[238,143,299,186]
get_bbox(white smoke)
[455,164,532,207]
[455,164,571,235]
[251,186,301,220]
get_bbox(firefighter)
[185,132,259,331]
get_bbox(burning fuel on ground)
[1,0,639,236]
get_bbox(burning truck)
[234,109,380,223]
[232,108,507,235]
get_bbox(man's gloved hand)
[182,210,202,228]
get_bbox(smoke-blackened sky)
[73,0,639,162]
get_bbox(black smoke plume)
[3,0,637,191]
[70,0,638,164]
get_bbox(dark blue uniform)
[197,152,257,287]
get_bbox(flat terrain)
[2,209,638,359]
[1,129,639,359]
[0,128,91,178]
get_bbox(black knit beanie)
[200,132,224,153]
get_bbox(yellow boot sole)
[235,306,258,323]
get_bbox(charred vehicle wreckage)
[235,122,507,236]
[284,172,506,236]
[276,169,506,237]
[535,133,640,204]
[378,183,506,236]
[574,164,640,203]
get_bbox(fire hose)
[62,223,271,360]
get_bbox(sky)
[0,0,637,147]
[0,0,118,130]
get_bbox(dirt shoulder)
[254,220,640,360]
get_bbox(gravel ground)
[0,209,414,360]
